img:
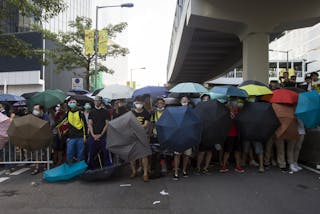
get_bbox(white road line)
[300,164,320,175]
[10,168,30,176]
[0,177,10,183]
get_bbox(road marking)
[0,177,10,183]
[300,164,320,175]
[10,168,30,176]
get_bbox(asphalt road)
[0,165,319,214]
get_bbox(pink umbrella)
[0,113,10,149]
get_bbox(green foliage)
[0,0,66,58]
[50,16,129,89]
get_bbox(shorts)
[174,148,192,156]
[223,136,241,153]
[199,143,222,152]
[243,141,263,155]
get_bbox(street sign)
[72,78,84,90]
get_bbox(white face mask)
[135,103,143,109]
[181,102,188,106]
[157,107,165,111]
[32,110,41,117]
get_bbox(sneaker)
[202,168,210,175]
[182,172,189,178]
[250,160,259,167]
[258,167,265,173]
[290,164,299,172]
[194,167,201,175]
[294,163,302,171]
[235,165,245,173]
[220,165,229,173]
[172,174,179,181]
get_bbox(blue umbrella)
[295,90,320,128]
[132,86,169,98]
[155,106,202,152]
[0,94,25,102]
[210,85,248,98]
[169,82,208,93]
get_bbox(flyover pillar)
[242,33,270,84]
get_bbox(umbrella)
[168,93,200,99]
[21,92,38,99]
[205,92,227,102]
[169,82,208,93]
[269,89,299,104]
[194,100,232,146]
[79,164,123,182]
[272,103,299,141]
[284,87,306,93]
[43,160,88,182]
[235,102,280,142]
[106,111,152,161]
[97,84,134,100]
[239,84,273,96]
[13,100,27,106]
[67,89,89,95]
[66,94,94,105]
[164,98,180,106]
[27,89,67,109]
[238,80,268,87]
[0,94,25,102]
[0,113,10,149]
[210,85,248,98]
[133,86,169,98]
[155,106,202,152]
[7,114,53,151]
[295,90,320,128]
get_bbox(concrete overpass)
[167,0,320,84]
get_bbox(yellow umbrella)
[239,84,273,96]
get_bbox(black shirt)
[88,108,110,134]
[132,109,151,126]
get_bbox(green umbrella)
[27,89,67,109]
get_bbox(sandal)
[31,168,40,175]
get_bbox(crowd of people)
[0,71,318,182]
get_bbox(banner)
[98,30,108,55]
[84,30,95,55]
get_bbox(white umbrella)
[97,84,134,100]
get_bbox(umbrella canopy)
[0,94,25,102]
[7,114,53,151]
[27,89,67,109]
[66,94,94,106]
[13,100,27,106]
[272,103,299,141]
[269,89,299,104]
[21,92,38,99]
[132,86,169,98]
[238,80,268,87]
[239,84,273,96]
[295,90,320,128]
[235,102,280,142]
[97,84,133,100]
[67,89,89,95]
[79,165,123,182]
[169,82,208,93]
[284,87,306,94]
[43,160,88,182]
[0,113,10,149]
[210,85,248,98]
[106,111,152,162]
[155,106,202,152]
[194,100,232,146]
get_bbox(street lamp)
[269,49,291,72]
[130,67,146,88]
[94,3,134,89]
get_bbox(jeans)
[66,138,84,162]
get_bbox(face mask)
[157,107,165,111]
[237,102,244,108]
[68,103,77,109]
[247,97,256,103]
[135,103,143,109]
[202,99,209,102]
[84,105,91,110]
[181,102,188,106]
[32,110,41,117]
[55,106,60,112]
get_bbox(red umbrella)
[269,89,298,104]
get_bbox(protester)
[173,96,193,180]
[220,97,244,173]
[83,102,92,125]
[56,99,87,164]
[113,99,128,119]
[299,75,312,91]
[131,96,151,182]
[87,96,111,170]
[196,94,213,175]
[311,72,320,92]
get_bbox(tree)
[0,0,66,58]
[48,16,129,90]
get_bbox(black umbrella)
[238,80,268,87]
[21,92,38,99]
[79,165,123,182]
[235,102,280,143]
[194,100,232,146]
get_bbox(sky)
[95,0,177,88]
